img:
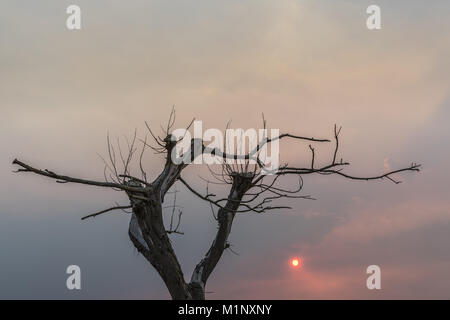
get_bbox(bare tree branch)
[12,159,146,193]
[81,205,132,220]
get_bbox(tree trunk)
[187,173,254,299]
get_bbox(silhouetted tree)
[13,109,420,299]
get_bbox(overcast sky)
[1,0,449,299]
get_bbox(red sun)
[290,258,301,268]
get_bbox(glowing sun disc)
[290,258,301,268]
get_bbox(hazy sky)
[1,0,450,299]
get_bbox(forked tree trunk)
[127,173,253,300]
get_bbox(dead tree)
[12,110,420,299]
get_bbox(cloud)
[319,201,450,244]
